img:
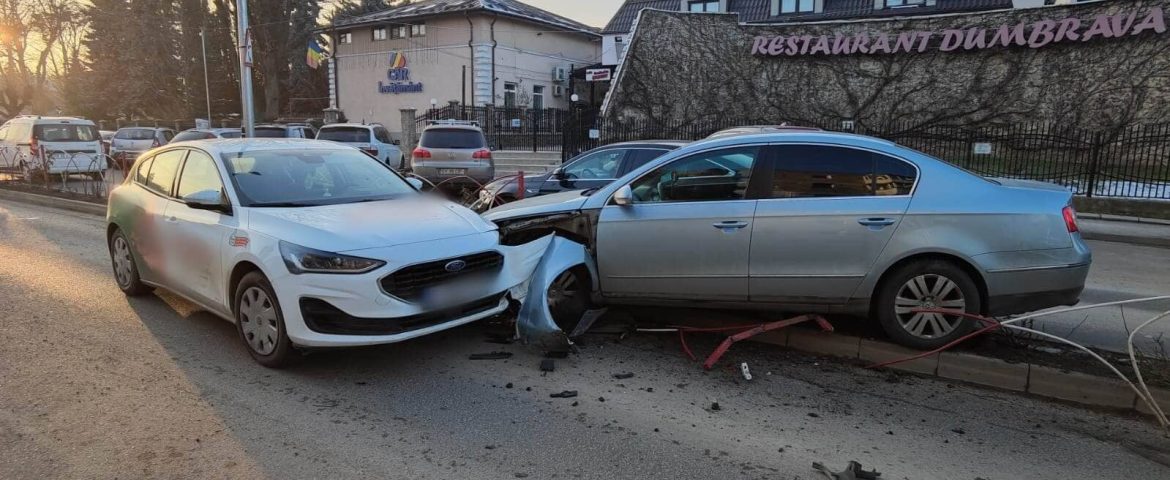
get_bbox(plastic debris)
[540,359,556,372]
[550,391,577,398]
[740,362,753,381]
[812,461,882,480]
[613,372,635,380]
[469,352,512,360]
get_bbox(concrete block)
[937,351,1028,392]
[787,329,860,359]
[1135,386,1170,417]
[1028,365,1136,409]
[858,339,939,375]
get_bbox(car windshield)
[253,127,287,138]
[172,131,211,142]
[318,127,370,143]
[115,128,157,140]
[420,128,485,149]
[34,124,99,142]
[223,148,415,207]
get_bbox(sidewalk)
[1078,217,1170,248]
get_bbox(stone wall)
[603,0,1170,133]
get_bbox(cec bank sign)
[378,52,423,94]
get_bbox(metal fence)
[0,146,124,201]
[417,106,572,152]
[563,115,1170,201]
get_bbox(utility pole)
[236,0,255,137]
[200,28,212,123]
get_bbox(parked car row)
[101,126,1092,369]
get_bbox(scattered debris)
[598,397,606,402]
[550,391,578,399]
[484,335,514,345]
[568,308,609,338]
[613,372,635,380]
[808,413,820,418]
[505,383,514,389]
[571,401,579,406]
[544,350,570,359]
[540,359,556,372]
[740,362,753,381]
[469,352,513,360]
[951,428,966,435]
[484,445,497,450]
[812,461,882,480]
[710,402,722,411]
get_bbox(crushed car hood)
[248,197,496,252]
[482,190,591,222]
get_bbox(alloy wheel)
[894,274,967,339]
[112,236,134,288]
[239,286,280,356]
[547,270,580,313]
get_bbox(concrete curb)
[0,188,106,217]
[681,319,1169,418]
[1080,231,1170,249]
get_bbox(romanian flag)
[307,38,326,69]
[389,51,407,69]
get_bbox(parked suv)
[317,123,405,170]
[0,116,105,177]
[111,127,175,170]
[254,123,317,139]
[411,121,494,188]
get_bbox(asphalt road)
[1,199,1169,479]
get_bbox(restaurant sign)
[751,7,1166,57]
[378,52,423,94]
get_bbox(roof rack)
[426,119,480,127]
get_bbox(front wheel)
[234,272,295,368]
[548,267,592,334]
[875,260,983,350]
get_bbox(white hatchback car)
[106,139,529,367]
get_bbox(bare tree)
[0,0,85,119]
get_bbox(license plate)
[438,168,466,176]
[419,281,481,309]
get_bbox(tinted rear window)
[318,127,370,143]
[34,124,99,142]
[114,129,157,140]
[217,130,242,139]
[173,131,213,142]
[420,129,485,149]
[254,128,287,138]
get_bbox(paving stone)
[937,351,1029,392]
[787,329,861,359]
[1028,365,1136,409]
[858,339,939,375]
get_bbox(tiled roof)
[334,0,600,35]
[602,0,1015,33]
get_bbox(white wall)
[602,34,627,66]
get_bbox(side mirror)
[392,139,402,146]
[552,168,565,180]
[612,185,634,206]
[406,178,425,190]
[183,189,231,214]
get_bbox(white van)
[0,116,106,177]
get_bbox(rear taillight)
[151,138,161,148]
[361,147,378,157]
[472,149,492,160]
[1063,206,1079,233]
[413,147,431,159]
[29,135,38,154]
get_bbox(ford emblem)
[444,260,467,273]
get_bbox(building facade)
[328,0,601,134]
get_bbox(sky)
[521,0,627,28]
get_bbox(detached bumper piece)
[300,294,505,336]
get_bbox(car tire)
[398,155,407,171]
[234,271,296,368]
[548,266,592,334]
[108,228,152,296]
[875,260,983,350]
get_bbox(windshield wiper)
[250,201,321,208]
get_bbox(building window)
[390,25,407,39]
[504,83,517,108]
[339,32,352,44]
[372,27,387,41]
[885,0,926,7]
[410,24,426,37]
[533,85,545,110]
[779,0,815,13]
[614,35,627,58]
[688,0,720,12]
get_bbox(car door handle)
[713,221,749,230]
[858,218,896,227]
[166,216,179,223]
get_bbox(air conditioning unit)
[552,85,564,97]
[552,67,567,83]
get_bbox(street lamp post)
[236,0,255,137]
[200,28,212,123]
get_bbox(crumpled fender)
[510,235,598,348]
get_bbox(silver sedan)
[485,131,1092,350]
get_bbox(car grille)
[300,294,506,336]
[380,251,504,301]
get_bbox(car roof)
[320,123,374,129]
[118,126,168,131]
[9,116,95,125]
[597,140,689,148]
[180,138,356,154]
[706,126,824,139]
